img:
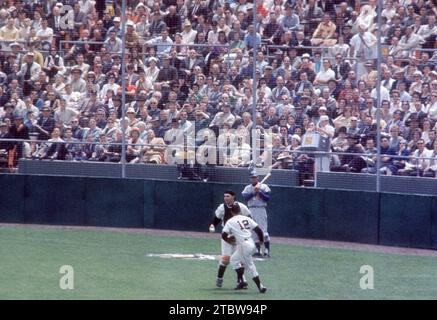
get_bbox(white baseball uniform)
[222,215,260,278]
[215,201,251,256]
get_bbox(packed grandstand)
[0,0,436,179]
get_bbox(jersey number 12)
[237,220,250,230]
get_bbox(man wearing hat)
[125,20,140,49]
[181,19,197,45]
[35,106,55,141]
[17,52,41,83]
[70,67,87,94]
[17,52,41,96]
[209,190,252,289]
[242,170,272,258]
[9,42,23,63]
[106,16,122,38]
[156,52,178,83]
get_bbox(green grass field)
[1,225,437,299]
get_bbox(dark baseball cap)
[230,203,241,213]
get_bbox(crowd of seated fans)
[0,0,436,177]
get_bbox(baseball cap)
[230,203,241,213]
[319,106,328,111]
[250,170,258,178]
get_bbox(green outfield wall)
[1,174,436,249]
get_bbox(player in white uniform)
[209,191,251,288]
[222,203,267,293]
[242,171,271,257]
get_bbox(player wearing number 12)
[209,191,251,288]
[222,203,267,293]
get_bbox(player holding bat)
[242,170,272,258]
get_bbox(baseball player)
[209,190,251,288]
[242,171,271,257]
[222,203,267,293]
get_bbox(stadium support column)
[121,0,127,178]
[252,0,257,162]
[376,0,382,193]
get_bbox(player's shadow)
[200,288,249,295]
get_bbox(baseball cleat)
[259,286,267,294]
[253,252,263,258]
[234,281,248,290]
[216,278,223,288]
[263,253,271,258]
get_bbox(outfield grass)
[1,225,437,299]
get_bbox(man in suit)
[317,0,335,14]
[188,0,208,27]
[169,49,186,71]
[41,127,68,160]
[164,5,182,36]
[157,54,179,83]
[184,49,205,73]
[149,11,168,38]
[331,54,351,80]
[47,5,68,47]
[8,115,30,160]
[291,31,311,57]
[35,106,55,141]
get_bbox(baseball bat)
[260,172,271,185]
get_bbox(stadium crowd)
[0,0,436,178]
